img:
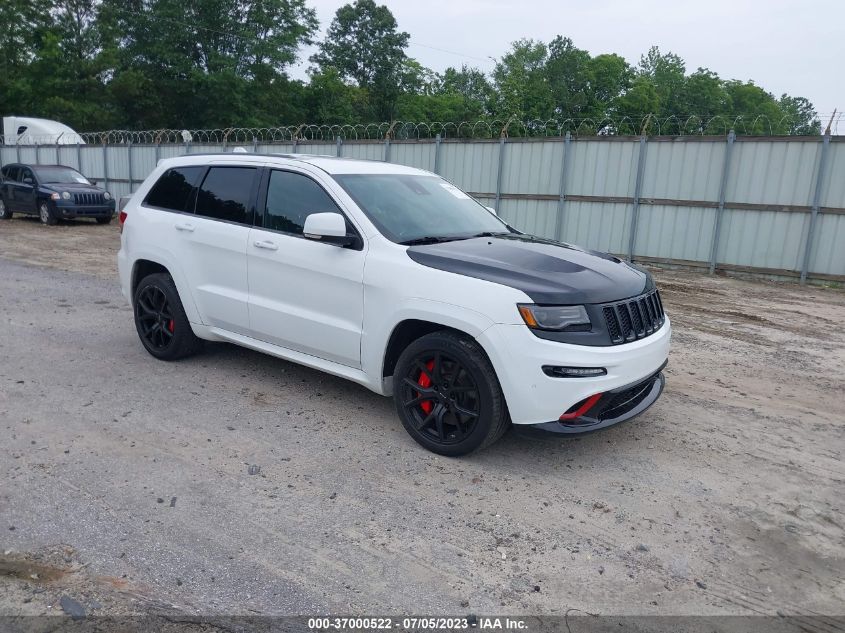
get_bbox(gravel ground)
[0,216,843,619]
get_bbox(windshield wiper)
[468,231,510,238]
[398,235,466,246]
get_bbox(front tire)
[38,201,57,225]
[0,197,11,219]
[133,273,202,361]
[393,331,510,456]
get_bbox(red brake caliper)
[168,319,175,333]
[417,360,435,414]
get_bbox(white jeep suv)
[118,153,671,455]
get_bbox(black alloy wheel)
[400,350,482,446]
[133,273,202,360]
[136,284,176,351]
[393,331,510,456]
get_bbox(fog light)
[543,366,607,378]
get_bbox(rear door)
[178,165,259,335]
[247,167,366,367]
[0,166,18,208]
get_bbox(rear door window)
[195,167,257,225]
[144,167,203,212]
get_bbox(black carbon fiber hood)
[406,234,651,304]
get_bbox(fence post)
[433,134,442,174]
[494,136,506,212]
[102,142,109,194]
[127,141,134,191]
[76,142,82,172]
[554,131,571,241]
[709,129,736,274]
[336,136,342,157]
[15,143,21,164]
[35,143,41,165]
[292,136,297,153]
[384,138,391,162]
[628,135,648,261]
[800,133,832,284]
[154,142,160,165]
[253,137,258,153]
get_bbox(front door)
[247,169,365,368]
[14,167,37,212]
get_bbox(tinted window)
[195,167,257,224]
[6,167,20,181]
[144,167,203,212]
[264,170,340,235]
[20,168,34,183]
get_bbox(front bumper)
[478,317,671,426]
[513,365,665,437]
[54,201,115,218]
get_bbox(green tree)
[491,39,553,121]
[310,0,409,119]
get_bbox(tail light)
[118,195,132,233]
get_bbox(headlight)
[103,192,111,200]
[50,193,61,201]
[517,304,591,331]
[62,191,71,200]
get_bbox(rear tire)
[133,273,202,361]
[393,331,510,456]
[0,197,11,219]
[96,216,113,224]
[38,201,57,225]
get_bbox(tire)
[393,330,510,456]
[38,201,57,225]
[133,273,202,361]
[96,216,113,224]
[0,197,11,219]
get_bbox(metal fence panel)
[809,213,845,275]
[389,142,437,171]
[438,141,499,194]
[498,198,558,238]
[717,208,809,271]
[634,204,717,262]
[641,139,724,201]
[819,142,845,209]
[728,140,820,206]
[568,140,638,198]
[341,142,384,162]
[500,140,563,196]
[561,200,631,255]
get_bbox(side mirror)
[486,206,498,216]
[90,180,98,186]
[303,212,357,247]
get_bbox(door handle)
[175,222,195,232]
[253,240,278,251]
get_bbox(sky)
[290,0,843,123]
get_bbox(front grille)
[73,192,105,206]
[602,289,665,345]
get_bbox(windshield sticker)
[440,183,470,200]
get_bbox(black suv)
[0,163,115,225]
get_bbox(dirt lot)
[0,216,843,621]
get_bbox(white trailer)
[2,116,85,145]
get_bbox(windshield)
[33,167,91,185]
[333,174,510,244]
